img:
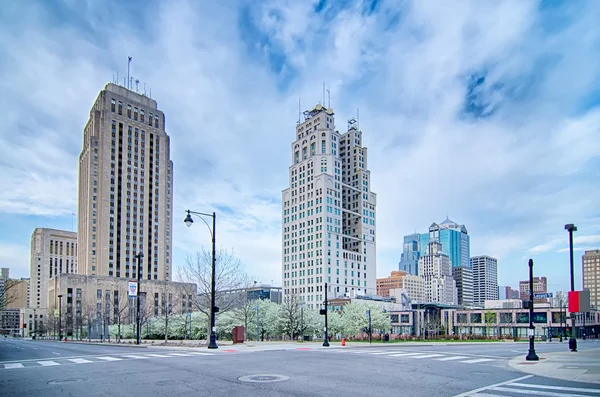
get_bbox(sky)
[1,0,599,295]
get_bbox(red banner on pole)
[568,291,580,312]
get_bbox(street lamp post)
[185,210,218,349]
[58,294,63,341]
[526,259,539,361]
[136,252,143,345]
[565,223,577,349]
[323,282,330,347]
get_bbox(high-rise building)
[30,228,77,309]
[470,255,498,306]
[414,218,472,305]
[418,241,457,304]
[452,266,473,306]
[376,270,424,303]
[582,249,600,309]
[1,268,9,281]
[399,233,420,275]
[420,219,470,268]
[519,276,547,303]
[78,83,173,281]
[498,286,519,300]
[282,104,377,309]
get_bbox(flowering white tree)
[340,302,390,337]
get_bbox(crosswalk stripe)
[38,361,60,366]
[460,358,494,364]
[510,383,600,394]
[146,354,170,357]
[491,385,583,396]
[411,354,445,359]
[371,351,400,355]
[68,358,92,364]
[167,353,194,357]
[121,355,149,359]
[187,352,215,356]
[389,353,424,357]
[96,356,123,361]
[351,350,385,354]
[4,363,24,369]
[436,356,469,361]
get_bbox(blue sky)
[1,0,599,294]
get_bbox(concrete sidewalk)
[509,348,600,384]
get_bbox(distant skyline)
[1,0,599,294]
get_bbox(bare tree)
[113,284,130,342]
[179,247,248,335]
[0,279,18,310]
[80,300,96,341]
[159,282,177,343]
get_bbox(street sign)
[533,292,553,299]
[128,281,138,297]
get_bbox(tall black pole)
[208,212,218,349]
[368,310,372,344]
[526,259,539,361]
[323,282,330,347]
[565,224,578,348]
[58,294,63,341]
[136,253,143,345]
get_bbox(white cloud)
[0,243,30,279]
[0,0,599,290]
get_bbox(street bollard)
[569,337,577,352]
[341,338,346,347]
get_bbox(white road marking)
[145,354,170,357]
[491,385,584,396]
[121,355,148,359]
[187,352,215,356]
[452,375,533,397]
[52,352,60,355]
[4,363,24,369]
[96,356,122,361]
[38,361,60,366]
[436,356,469,361]
[389,352,425,357]
[510,383,600,394]
[68,358,92,364]
[411,354,445,359]
[460,358,495,364]
[167,353,194,357]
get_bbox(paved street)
[1,338,600,396]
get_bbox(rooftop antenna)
[135,79,140,93]
[327,86,331,108]
[149,88,152,99]
[112,73,115,84]
[322,81,325,106]
[144,82,147,96]
[116,71,119,85]
[123,77,126,87]
[297,97,301,125]
[127,56,132,89]
[130,77,134,90]
[357,108,360,130]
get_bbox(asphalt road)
[2,338,600,397]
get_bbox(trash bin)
[569,337,577,352]
[384,333,390,342]
[232,326,245,344]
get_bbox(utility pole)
[323,282,329,347]
[525,259,539,361]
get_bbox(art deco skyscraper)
[78,83,173,281]
[282,104,377,309]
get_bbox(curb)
[508,350,600,384]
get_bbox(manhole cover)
[48,378,84,385]
[238,374,290,383]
